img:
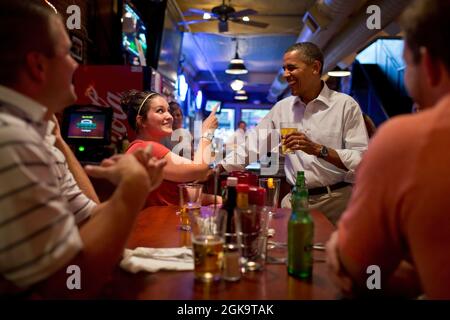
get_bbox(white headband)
[137,92,157,117]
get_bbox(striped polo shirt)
[44,121,96,225]
[0,85,84,291]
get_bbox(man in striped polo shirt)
[0,1,166,298]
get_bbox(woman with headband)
[121,90,220,207]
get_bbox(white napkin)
[120,247,194,273]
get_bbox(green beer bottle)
[290,171,308,209]
[288,171,314,279]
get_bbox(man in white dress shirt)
[222,42,369,224]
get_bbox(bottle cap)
[237,175,249,184]
[248,173,258,186]
[227,177,238,187]
[236,184,249,193]
[231,171,253,184]
[248,186,266,206]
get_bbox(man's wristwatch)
[318,145,329,159]
[201,132,214,142]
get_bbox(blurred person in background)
[225,120,247,148]
[162,101,193,159]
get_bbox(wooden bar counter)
[100,206,341,300]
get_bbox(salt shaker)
[223,243,241,282]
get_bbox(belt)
[307,182,351,196]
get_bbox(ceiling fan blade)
[230,9,257,18]
[178,19,214,26]
[218,20,228,33]
[184,8,213,16]
[231,19,269,28]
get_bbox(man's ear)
[312,60,322,75]
[25,52,46,83]
[421,47,441,87]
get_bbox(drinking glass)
[280,122,299,154]
[234,205,272,271]
[178,183,202,231]
[258,177,280,216]
[190,206,226,282]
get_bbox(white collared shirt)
[222,83,369,188]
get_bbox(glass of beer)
[280,122,299,154]
[178,183,203,231]
[190,206,226,282]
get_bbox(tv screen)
[205,100,222,113]
[62,105,112,145]
[67,113,106,139]
[122,3,147,66]
[157,2,183,82]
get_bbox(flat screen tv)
[122,3,147,66]
[156,0,184,82]
[62,105,112,145]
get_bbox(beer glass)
[190,206,226,282]
[178,183,202,231]
[280,122,298,154]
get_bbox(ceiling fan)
[180,0,269,33]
